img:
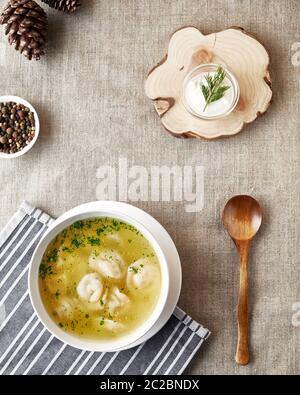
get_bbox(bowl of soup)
[29,202,180,352]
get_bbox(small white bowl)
[0,95,40,159]
[29,201,182,353]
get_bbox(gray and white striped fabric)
[0,201,210,375]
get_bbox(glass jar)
[182,63,240,121]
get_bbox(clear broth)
[39,217,161,340]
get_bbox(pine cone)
[0,0,47,60]
[41,0,81,13]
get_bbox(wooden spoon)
[222,195,262,365]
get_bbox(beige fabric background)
[0,0,299,375]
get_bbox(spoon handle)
[236,241,250,365]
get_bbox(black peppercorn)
[0,101,35,154]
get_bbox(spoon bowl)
[223,195,262,241]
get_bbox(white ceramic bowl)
[29,201,182,352]
[0,95,40,159]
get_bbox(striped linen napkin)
[0,201,210,375]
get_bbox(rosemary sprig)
[200,66,230,112]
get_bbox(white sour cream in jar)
[183,71,234,118]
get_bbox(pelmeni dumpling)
[76,273,103,303]
[91,317,125,332]
[105,286,130,313]
[105,232,123,246]
[127,258,160,290]
[83,288,109,312]
[82,285,129,314]
[102,319,125,331]
[55,296,78,319]
[88,250,126,280]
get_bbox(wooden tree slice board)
[145,27,272,139]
